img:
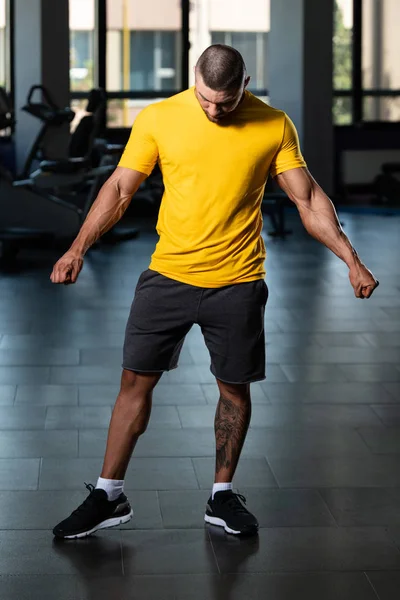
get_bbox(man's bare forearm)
[70,175,134,256]
[296,184,361,269]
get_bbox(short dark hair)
[196,45,246,92]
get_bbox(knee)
[117,370,158,435]
[121,368,161,392]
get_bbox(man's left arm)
[274,167,379,299]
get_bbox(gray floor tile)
[291,308,387,322]
[268,456,400,488]
[73,573,377,600]
[192,457,278,489]
[0,430,78,458]
[382,308,400,319]
[78,383,208,407]
[386,526,400,550]
[363,333,400,347]
[40,457,199,491]
[124,406,182,429]
[187,343,217,365]
[0,321,32,335]
[79,428,217,458]
[49,366,121,385]
[31,319,129,335]
[262,382,395,405]
[0,575,79,600]
[50,332,125,349]
[59,406,182,430]
[366,571,400,600]
[79,348,124,367]
[78,385,119,405]
[0,349,79,366]
[123,457,199,491]
[0,531,123,575]
[210,527,400,572]
[320,488,400,526]
[283,347,400,364]
[177,406,218,428]
[0,385,16,405]
[237,488,337,527]
[280,365,350,383]
[0,490,88,529]
[371,405,400,426]
[123,491,163,529]
[376,320,400,332]
[153,384,208,405]
[312,333,374,347]
[121,530,218,574]
[15,385,78,406]
[0,335,55,350]
[337,364,400,383]
[0,459,40,490]
[218,573,379,600]
[0,406,46,430]
[77,575,220,600]
[265,332,320,347]
[276,318,384,333]
[263,365,289,382]
[39,458,103,490]
[77,430,108,457]
[382,383,400,401]
[0,367,50,385]
[243,428,371,458]
[358,427,400,454]
[45,406,112,430]
[161,366,216,384]
[158,490,210,529]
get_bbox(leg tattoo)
[215,393,251,475]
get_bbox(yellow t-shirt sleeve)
[270,113,307,178]
[118,106,159,176]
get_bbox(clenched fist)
[50,252,84,285]
[349,264,379,299]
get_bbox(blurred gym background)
[1,1,399,264]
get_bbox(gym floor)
[0,211,399,600]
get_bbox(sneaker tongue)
[214,490,234,500]
[91,488,109,501]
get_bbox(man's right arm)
[50,167,147,284]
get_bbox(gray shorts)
[123,269,268,384]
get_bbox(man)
[51,45,378,539]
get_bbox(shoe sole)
[60,509,134,540]
[204,514,258,536]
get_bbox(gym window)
[334,0,400,124]
[211,32,269,95]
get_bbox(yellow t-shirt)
[118,88,306,288]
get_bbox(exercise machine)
[0,86,117,260]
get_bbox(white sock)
[212,482,233,499]
[96,477,124,502]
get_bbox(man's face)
[194,73,250,124]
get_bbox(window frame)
[70,0,269,131]
[70,0,191,130]
[334,0,400,125]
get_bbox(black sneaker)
[53,483,133,539]
[204,490,259,536]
